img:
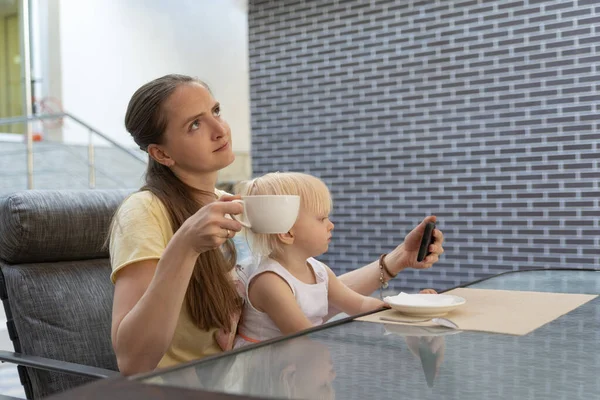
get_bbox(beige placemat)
[357,288,598,336]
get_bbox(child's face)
[290,207,334,257]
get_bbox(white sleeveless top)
[234,257,329,347]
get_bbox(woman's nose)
[210,117,227,139]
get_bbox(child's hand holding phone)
[417,222,436,262]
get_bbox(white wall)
[31,0,63,141]
[0,13,7,119]
[54,0,250,153]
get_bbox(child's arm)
[248,272,314,335]
[324,266,385,316]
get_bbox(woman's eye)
[190,119,200,130]
[213,106,221,116]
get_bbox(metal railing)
[0,112,146,189]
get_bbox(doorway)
[0,0,24,135]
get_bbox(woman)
[109,74,445,375]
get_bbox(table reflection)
[231,338,336,400]
[140,270,600,399]
[148,337,337,399]
[407,336,446,387]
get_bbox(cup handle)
[230,199,251,228]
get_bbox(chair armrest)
[0,350,119,379]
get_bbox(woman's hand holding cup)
[179,195,244,255]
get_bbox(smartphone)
[417,222,435,262]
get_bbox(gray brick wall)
[248,0,600,292]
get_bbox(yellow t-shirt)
[109,189,228,369]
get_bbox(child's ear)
[277,231,294,244]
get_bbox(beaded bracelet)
[379,253,398,279]
[378,253,395,299]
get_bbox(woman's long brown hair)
[122,74,241,330]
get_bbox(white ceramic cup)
[231,195,300,234]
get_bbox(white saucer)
[383,293,466,317]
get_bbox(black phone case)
[417,222,435,262]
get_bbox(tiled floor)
[0,310,26,398]
[0,365,24,398]
[0,141,146,196]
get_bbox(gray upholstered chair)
[0,189,132,399]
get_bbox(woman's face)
[160,82,235,176]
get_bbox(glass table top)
[138,269,600,399]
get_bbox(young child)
[234,172,436,347]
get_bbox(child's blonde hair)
[237,172,332,256]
